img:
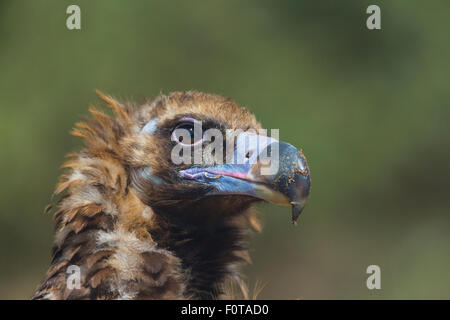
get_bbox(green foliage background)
[0,0,449,299]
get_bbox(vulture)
[32,91,310,300]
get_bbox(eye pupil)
[172,121,202,146]
[178,124,194,142]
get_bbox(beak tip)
[262,141,310,225]
[291,201,305,225]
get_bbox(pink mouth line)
[205,170,248,180]
[180,167,253,182]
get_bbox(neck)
[149,201,253,299]
[34,155,254,300]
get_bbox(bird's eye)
[172,120,203,146]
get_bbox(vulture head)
[33,91,310,300]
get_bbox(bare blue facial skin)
[139,118,310,224]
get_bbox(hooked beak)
[179,133,311,224]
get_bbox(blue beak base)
[179,141,311,224]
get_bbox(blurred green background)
[0,0,449,299]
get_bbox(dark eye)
[172,120,203,146]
